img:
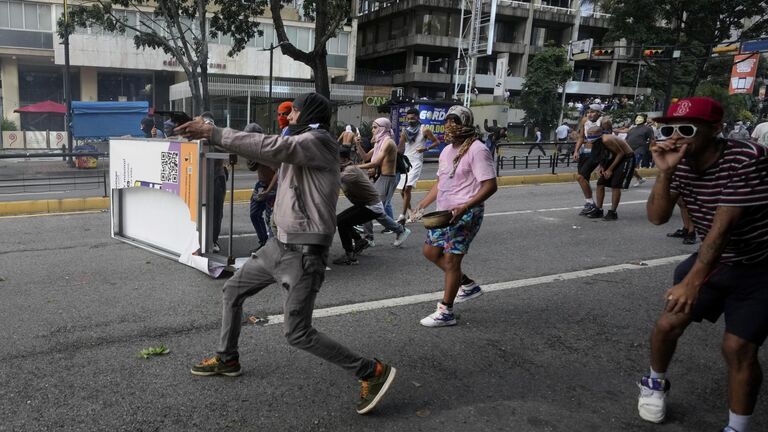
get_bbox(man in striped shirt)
[638,97,768,432]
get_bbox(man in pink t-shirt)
[414,105,498,327]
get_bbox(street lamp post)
[262,41,288,133]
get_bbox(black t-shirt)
[626,125,654,151]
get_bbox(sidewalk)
[0,153,656,216]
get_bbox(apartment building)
[355,0,649,102]
[0,0,359,131]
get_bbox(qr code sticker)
[161,151,179,183]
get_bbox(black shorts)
[674,253,768,345]
[596,156,635,189]
[577,153,599,179]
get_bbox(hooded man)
[175,93,396,415]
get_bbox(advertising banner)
[392,103,450,155]
[729,54,759,95]
[494,55,508,97]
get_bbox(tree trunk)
[200,64,210,112]
[314,53,331,99]
[187,71,203,115]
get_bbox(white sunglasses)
[658,124,698,139]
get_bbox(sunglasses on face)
[658,124,698,139]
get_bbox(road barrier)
[0,151,109,198]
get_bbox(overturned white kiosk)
[109,138,240,277]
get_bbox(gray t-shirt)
[626,125,654,151]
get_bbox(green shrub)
[1,118,18,131]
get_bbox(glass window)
[220,32,232,46]
[37,3,51,30]
[337,32,348,55]
[0,1,10,28]
[296,28,310,51]
[9,1,24,29]
[285,26,297,46]
[376,21,388,42]
[365,26,375,45]
[23,3,37,30]
[326,37,338,54]
[390,15,404,39]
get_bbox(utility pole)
[63,0,74,166]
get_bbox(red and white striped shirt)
[670,139,768,264]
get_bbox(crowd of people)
[169,93,768,432]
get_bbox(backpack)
[396,153,412,175]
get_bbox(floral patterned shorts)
[425,206,484,255]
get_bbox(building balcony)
[358,0,459,23]
[358,34,462,59]
[492,42,526,54]
[392,71,453,86]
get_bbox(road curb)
[0,169,658,217]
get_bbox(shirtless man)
[573,105,604,216]
[356,118,411,249]
[338,125,357,150]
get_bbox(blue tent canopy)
[71,101,149,139]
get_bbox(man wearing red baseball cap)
[638,96,768,432]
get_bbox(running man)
[638,97,768,432]
[397,108,440,224]
[413,105,498,327]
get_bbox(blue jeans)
[249,181,275,245]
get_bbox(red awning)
[14,100,66,114]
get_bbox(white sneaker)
[420,302,457,327]
[633,178,647,187]
[637,376,669,423]
[454,284,483,303]
[393,227,411,247]
[212,242,221,253]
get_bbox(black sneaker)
[603,210,618,221]
[579,202,596,216]
[667,228,686,238]
[190,356,241,377]
[353,238,371,255]
[683,231,696,245]
[381,228,393,234]
[332,252,359,265]
[356,360,396,414]
[586,208,604,218]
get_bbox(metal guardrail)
[494,141,578,176]
[0,152,110,197]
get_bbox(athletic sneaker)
[381,228,393,234]
[392,227,411,247]
[332,252,358,265]
[396,214,407,225]
[190,356,242,377]
[579,202,596,216]
[586,207,604,219]
[633,178,647,187]
[455,283,483,303]
[721,427,739,432]
[356,359,397,415]
[637,376,670,423]
[666,228,686,238]
[420,302,457,327]
[603,210,618,221]
[682,231,696,245]
[353,238,372,255]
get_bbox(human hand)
[664,281,700,315]
[255,192,267,202]
[417,147,427,153]
[604,169,613,179]
[450,205,469,223]
[573,153,580,162]
[174,117,214,140]
[651,140,688,174]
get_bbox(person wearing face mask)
[175,93,397,415]
[276,101,292,136]
[573,105,604,216]
[638,97,768,432]
[396,108,440,224]
[412,105,498,327]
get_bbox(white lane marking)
[256,254,688,326]
[0,209,104,219]
[1,191,66,196]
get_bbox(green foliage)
[139,345,170,359]
[62,0,267,112]
[520,47,572,134]
[603,0,768,103]
[695,82,755,123]
[1,118,18,131]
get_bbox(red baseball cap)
[653,97,723,124]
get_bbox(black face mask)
[408,120,420,127]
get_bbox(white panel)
[119,187,196,256]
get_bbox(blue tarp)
[71,101,149,139]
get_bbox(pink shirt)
[436,140,495,210]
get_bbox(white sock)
[728,410,750,432]
[586,198,594,204]
[649,367,665,380]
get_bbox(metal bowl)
[422,210,453,229]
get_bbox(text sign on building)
[729,54,759,95]
[570,39,593,61]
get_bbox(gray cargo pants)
[216,238,376,379]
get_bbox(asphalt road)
[1,181,764,431]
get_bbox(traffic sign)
[741,38,768,53]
